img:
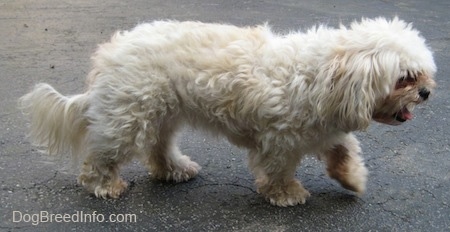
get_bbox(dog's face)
[372,71,435,125]
[317,18,437,131]
[366,19,437,126]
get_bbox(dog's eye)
[396,71,416,89]
[396,78,406,89]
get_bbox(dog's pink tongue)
[401,107,413,120]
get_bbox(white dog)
[20,17,436,206]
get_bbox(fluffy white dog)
[20,17,436,206]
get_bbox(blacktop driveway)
[1,0,449,231]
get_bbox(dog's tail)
[19,83,89,157]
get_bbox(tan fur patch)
[326,145,359,192]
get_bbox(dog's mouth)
[393,106,413,122]
[373,104,416,125]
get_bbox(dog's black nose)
[419,88,430,100]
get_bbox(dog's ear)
[314,50,397,131]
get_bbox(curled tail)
[19,83,89,157]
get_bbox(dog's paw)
[268,188,311,207]
[339,163,368,195]
[258,179,311,207]
[328,158,368,195]
[92,179,128,199]
[168,160,201,182]
[151,156,201,182]
[78,175,128,199]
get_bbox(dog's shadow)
[56,157,363,218]
[107,171,361,210]
[61,170,364,230]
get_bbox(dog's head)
[372,70,436,126]
[316,17,436,131]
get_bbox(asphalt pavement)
[1,0,449,231]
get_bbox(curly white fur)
[19,17,436,206]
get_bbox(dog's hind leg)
[75,99,135,199]
[144,119,201,182]
[78,149,130,199]
[323,133,368,194]
[248,149,310,206]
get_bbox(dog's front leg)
[323,133,368,195]
[248,149,310,206]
